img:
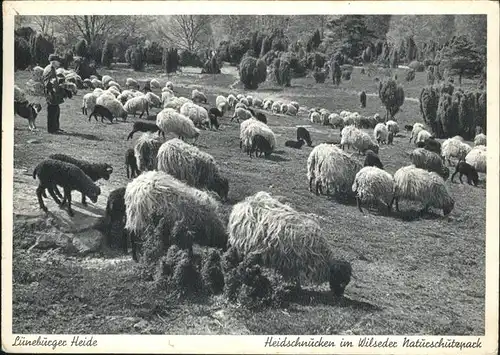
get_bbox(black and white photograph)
[2,1,499,353]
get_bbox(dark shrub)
[30,33,54,66]
[74,39,89,58]
[143,41,163,65]
[162,47,179,75]
[239,56,267,90]
[179,50,204,67]
[101,41,114,68]
[15,37,32,70]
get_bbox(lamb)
[156,138,229,200]
[227,94,237,108]
[150,79,161,89]
[249,134,273,158]
[144,92,162,108]
[409,123,426,143]
[180,102,210,128]
[124,171,227,262]
[215,95,228,114]
[442,138,472,166]
[96,95,128,121]
[416,137,441,155]
[239,119,276,154]
[156,108,201,142]
[352,166,395,213]
[410,148,450,180]
[126,77,139,89]
[192,89,208,104]
[386,120,399,135]
[231,107,253,123]
[374,123,389,144]
[134,132,164,172]
[33,159,101,217]
[285,140,306,149]
[228,191,338,287]
[465,145,486,173]
[297,127,312,147]
[127,120,163,140]
[124,96,149,119]
[341,125,379,154]
[363,150,383,169]
[125,148,140,179]
[392,165,455,216]
[415,129,433,144]
[474,133,486,146]
[451,161,479,186]
[81,92,98,116]
[14,101,42,131]
[88,104,114,123]
[307,143,362,196]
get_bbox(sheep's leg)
[315,181,321,196]
[81,193,88,206]
[64,187,74,217]
[36,186,48,213]
[139,110,144,119]
[126,164,130,179]
[451,171,457,183]
[391,196,399,212]
[308,177,314,192]
[467,176,473,185]
[356,197,364,213]
[129,231,139,262]
[47,187,62,206]
[459,173,464,184]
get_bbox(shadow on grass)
[392,208,444,222]
[62,131,103,141]
[266,154,289,162]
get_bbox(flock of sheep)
[17,65,488,300]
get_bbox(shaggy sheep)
[249,135,273,158]
[192,89,208,104]
[284,104,298,116]
[246,96,253,106]
[386,120,399,135]
[352,166,395,213]
[150,79,161,89]
[328,113,344,130]
[236,94,244,100]
[452,135,464,142]
[124,171,227,261]
[164,96,193,111]
[180,102,210,128]
[91,78,103,89]
[285,140,305,149]
[410,148,450,180]
[125,78,139,90]
[96,95,128,121]
[227,94,238,108]
[235,102,248,111]
[216,95,229,114]
[239,119,276,154]
[271,101,282,114]
[89,104,114,123]
[144,92,162,109]
[227,191,337,287]
[465,145,486,173]
[165,81,174,91]
[133,132,164,172]
[107,80,121,91]
[416,138,441,155]
[157,138,229,200]
[81,92,98,116]
[392,165,455,216]
[442,138,472,166]
[263,99,273,110]
[341,125,379,154]
[125,148,140,179]
[310,112,321,124]
[374,123,389,144]
[124,96,149,119]
[363,150,383,169]
[231,107,253,123]
[409,123,426,143]
[33,159,101,217]
[474,133,486,146]
[297,127,312,146]
[451,161,479,186]
[156,108,201,142]
[253,98,263,108]
[415,129,433,144]
[161,90,175,106]
[101,75,113,87]
[127,120,163,140]
[307,143,362,196]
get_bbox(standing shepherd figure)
[43,61,65,134]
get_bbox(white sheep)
[285,104,298,116]
[161,90,175,106]
[320,109,331,124]
[239,119,276,153]
[150,78,161,89]
[263,99,273,110]
[81,92,98,116]
[246,95,254,106]
[156,138,229,200]
[126,77,139,89]
[474,133,486,146]
[235,102,248,110]
[410,148,450,180]
[164,96,193,111]
[107,80,121,91]
[307,143,361,196]
[124,96,150,118]
[165,81,174,91]
[393,165,455,216]
[156,108,201,142]
[253,98,263,108]
[32,66,44,81]
[91,79,103,89]
[328,113,343,129]
[452,135,464,142]
[415,129,433,144]
[373,123,389,144]
[236,94,244,101]
[227,94,238,108]
[280,103,288,114]
[231,107,253,123]
[310,112,321,124]
[386,120,399,135]
[96,94,128,121]
[352,166,395,213]
[117,90,137,105]
[107,86,121,97]
[180,102,210,128]
[92,88,104,96]
[134,132,164,172]
[341,125,380,154]
[290,101,299,111]
[442,138,472,166]
[409,123,425,143]
[465,145,486,173]
[192,89,207,104]
[101,75,113,87]
[145,92,162,108]
[271,101,282,114]
[239,97,250,106]
[215,95,229,114]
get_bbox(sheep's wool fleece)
[227,191,334,284]
[316,145,362,193]
[474,134,486,146]
[465,145,487,173]
[156,108,200,139]
[134,132,164,172]
[394,165,454,210]
[240,119,276,150]
[442,138,472,161]
[352,166,395,206]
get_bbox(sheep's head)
[88,186,101,203]
[369,143,380,155]
[441,166,450,181]
[213,176,229,201]
[297,140,306,148]
[329,260,352,297]
[98,163,114,180]
[442,197,455,216]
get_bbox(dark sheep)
[363,149,384,169]
[416,138,441,155]
[387,132,394,145]
[404,124,414,132]
[296,127,312,146]
[127,120,163,140]
[451,161,479,186]
[142,82,152,93]
[249,134,273,158]
[329,260,352,297]
[89,104,114,123]
[145,114,157,121]
[33,159,101,217]
[14,101,42,131]
[247,108,267,124]
[48,153,112,205]
[285,140,305,149]
[359,91,367,108]
[209,107,223,118]
[125,148,140,179]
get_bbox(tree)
[438,35,484,85]
[101,41,114,68]
[162,48,179,76]
[75,39,89,57]
[378,79,405,120]
[326,15,376,59]
[30,33,55,66]
[129,46,144,71]
[306,29,321,52]
[152,15,212,52]
[32,16,56,36]
[239,57,267,90]
[15,37,32,70]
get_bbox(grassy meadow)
[11,64,485,335]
